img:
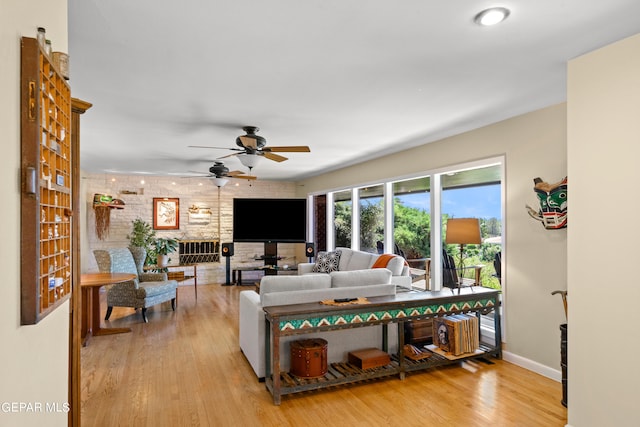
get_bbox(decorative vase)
[157,254,169,267]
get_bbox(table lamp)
[445,218,482,288]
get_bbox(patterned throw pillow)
[312,250,342,273]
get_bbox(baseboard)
[502,350,562,382]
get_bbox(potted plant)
[154,237,179,267]
[127,218,156,265]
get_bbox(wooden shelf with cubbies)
[20,36,73,324]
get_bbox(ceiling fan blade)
[182,173,211,178]
[227,170,248,176]
[262,152,288,162]
[217,152,241,159]
[264,146,311,153]
[188,145,243,151]
[239,135,258,149]
[230,175,257,180]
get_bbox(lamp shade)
[445,218,481,245]
[211,177,229,187]
[238,153,262,169]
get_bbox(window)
[392,177,431,260]
[440,165,502,289]
[358,185,384,253]
[333,190,352,248]
[310,157,503,291]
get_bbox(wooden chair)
[407,258,430,284]
[493,251,502,284]
[442,250,483,288]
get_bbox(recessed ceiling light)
[474,7,510,26]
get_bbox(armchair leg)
[171,298,176,311]
[105,306,113,320]
[141,308,148,323]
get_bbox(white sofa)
[297,247,412,290]
[239,268,399,379]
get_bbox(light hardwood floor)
[81,283,567,427]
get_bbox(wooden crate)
[347,348,390,370]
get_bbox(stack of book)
[432,314,479,356]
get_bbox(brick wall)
[84,173,302,284]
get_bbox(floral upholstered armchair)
[93,247,178,323]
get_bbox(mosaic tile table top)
[264,287,500,333]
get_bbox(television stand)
[262,242,278,275]
[232,265,297,286]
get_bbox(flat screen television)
[232,198,307,243]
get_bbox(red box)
[290,339,328,378]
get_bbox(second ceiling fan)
[189,161,256,181]
[189,126,311,163]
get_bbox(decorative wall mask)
[525,176,567,229]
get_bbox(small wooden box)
[405,319,433,345]
[348,348,390,370]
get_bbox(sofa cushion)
[136,280,178,298]
[338,248,376,270]
[312,250,342,273]
[336,247,353,270]
[329,268,392,288]
[260,274,331,305]
[260,274,331,294]
[261,284,396,307]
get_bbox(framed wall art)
[188,204,212,225]
[153,198,180,230]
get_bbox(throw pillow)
[312,250,342,273]
[371,254,396,269]
[371,254,405,276]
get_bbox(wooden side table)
[81,273,136,346]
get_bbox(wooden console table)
[263,287,501,405]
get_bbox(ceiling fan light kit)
[211,177,229,187]
[238,153,262,169]
[474,7,510,26]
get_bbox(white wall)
[82,173,302,283]
[1,1,70,426]
[567,32,640,427]
[299,104,569,375]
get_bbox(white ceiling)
[69,1,640,181]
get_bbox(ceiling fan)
[189,126,311,164]
[187,161,256,186]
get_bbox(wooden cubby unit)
[20,36,73,324]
